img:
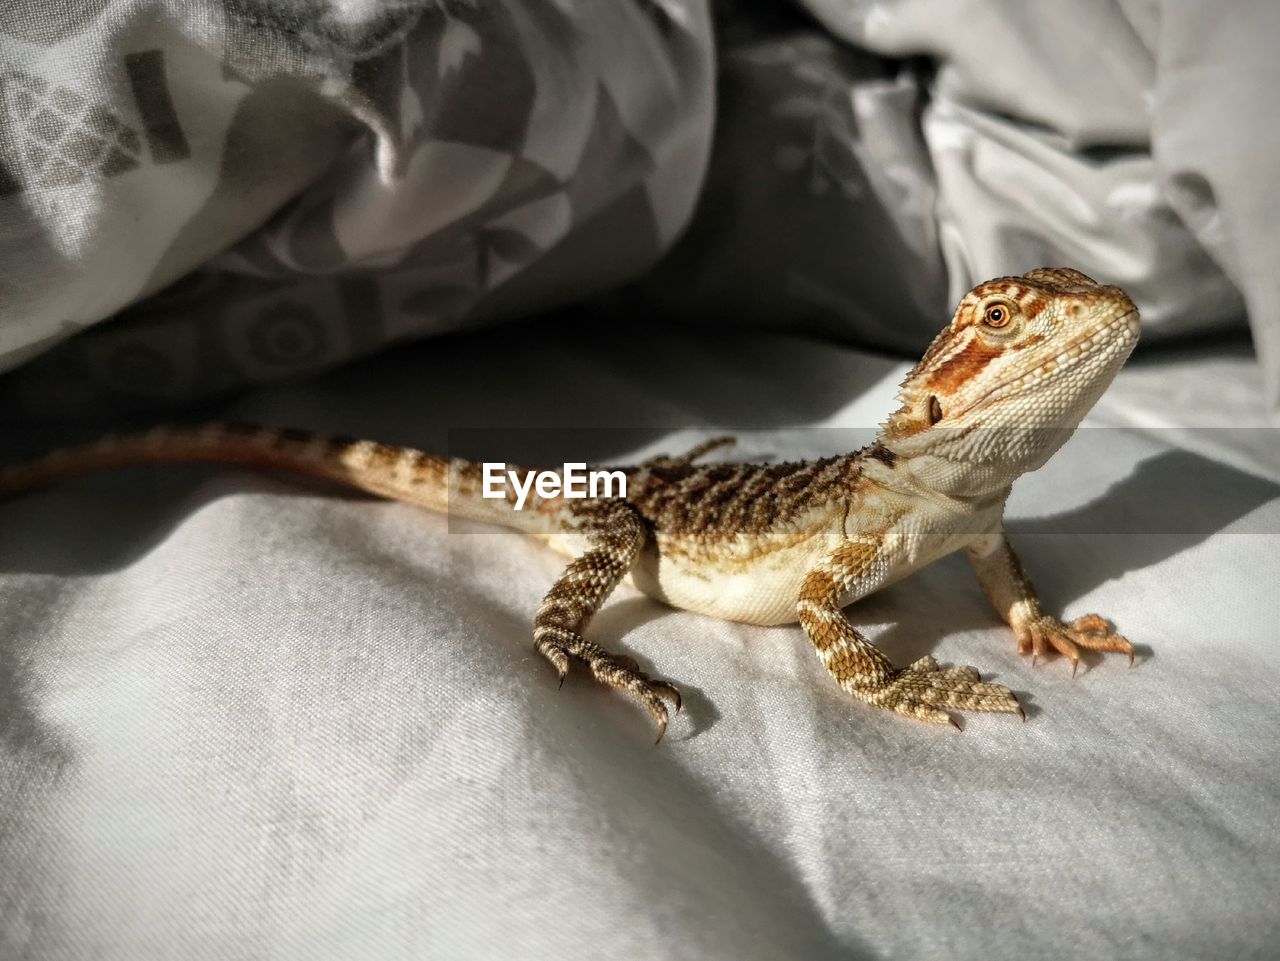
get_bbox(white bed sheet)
[1,326,1277,960]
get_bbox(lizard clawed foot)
[535,633,682,742]
[1016,613,1134,674]
[865,656,1023,726]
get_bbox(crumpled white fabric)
[796,0,1280,406]
[2,325,1277,960]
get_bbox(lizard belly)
[629,529,840,626]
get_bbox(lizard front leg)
[798,539,1023,726]
[533,500,681,741]
[966,532,1134,673]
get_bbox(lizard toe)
[933,664,983,683]
[1068,615,1135,665]
[905,655,939,673]
[533,636,571,680]
[893,699,954,726]
[1071,613,1109,635]
[872,664,1022,725]
[1016,614,1132,670]
[616,676,673,743]
[649,679,683,714]
[577,647,682,740]
[1020,617,1081,672]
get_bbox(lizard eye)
[983,303,1012,328]
[927,395,943,425]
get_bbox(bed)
[2,1,1277,958]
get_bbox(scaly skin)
[0,268,1140,739]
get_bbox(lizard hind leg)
[532,501,681,742]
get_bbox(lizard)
[0,268,1140,740]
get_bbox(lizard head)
[880,268,1140,492]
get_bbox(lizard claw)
[1069,614,1135,666]
[535,630,683,741]
[1015,613,1133,672]
[650,680,683,715]
[535,637,571,683]
[653,716,668,746]
[620,671,682,741]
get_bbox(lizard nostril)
[1069,304,1083,317]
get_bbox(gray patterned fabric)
[0,0,714,409]
[2,0,1279,412]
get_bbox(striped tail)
[0,422,559,534]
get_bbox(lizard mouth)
[968,308,1141,414]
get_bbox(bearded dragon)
[0,268,1140,739]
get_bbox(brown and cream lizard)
[0,268,1140,739]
